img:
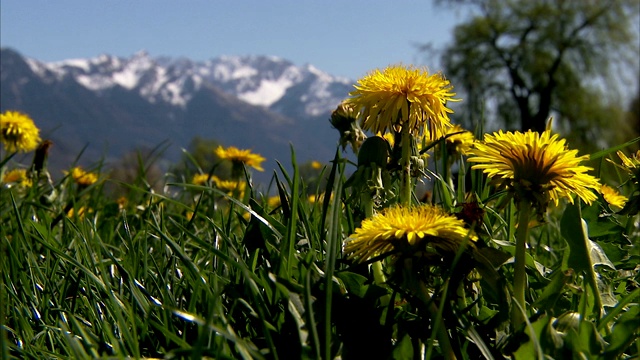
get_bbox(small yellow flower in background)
[67,167,99,186]
[116,196,127,210]
[212,175,246,196]
[468,130,600,208]
[215,145,266,172]
[348,65,460,140]
[600,184,628,209]
[615,150,640,170]
[2,168,32,187]
[67,206,92,219]
[0,111,42,153]
[192,173,212,186]
[191,173,245,196]
[343,205,476,263]
[308,192,334,204]
[311,161,323,170]
[267,195,281,208]
[438,124,475,156]
[608,150,640,183]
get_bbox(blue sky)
[0,0,463,80]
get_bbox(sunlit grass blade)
[589,137,640,160]
[323,150,345,360]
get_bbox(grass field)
[1,87,639,359]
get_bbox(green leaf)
[617,193,640,216]
[533,269,573,310]
[564,320,606,357]
[581,204,627,240]
[598,288,640,331]
[560,204,591,273]
[492,240,548,276]
[597,242,630,264]
[391,334,414,360]
[603,305,640,357]
[513,314,547,360]
[335,272,369,298]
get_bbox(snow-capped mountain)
[33,50,352,119]
[0,48,353,183]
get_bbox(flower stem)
[361,180,392,308]
[418,280,456,360]
[512,200,531,329]
[400,126,412,207]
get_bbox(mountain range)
[0,48,355,182]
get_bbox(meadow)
[1,65,639,359]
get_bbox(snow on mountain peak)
[30,52,353,117]
[57,58,91,72]
[237,75,295,106]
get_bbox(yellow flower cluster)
[192,173,212,186]
[213,176,246,195]
[192,174,246,196]
[2,168,32,188]
[68,167,99,186]
[1,111,41,153]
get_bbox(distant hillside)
[0,48,354,183]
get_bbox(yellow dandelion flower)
[215,146,266,172]
[343,205,476,263]
[192,173,212,186]
[267,195,281,208]
[311,161,323,170]
[1,111,42,152]
[468,130,600,208]
[616,150,640,170]
[2,168,32,187]
[608,150,640,182]
[600,184,628,209]
[439,124,475,156]
[348,65,460,140]
[67,167,99,186]
[212,175,246,196]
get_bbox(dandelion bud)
[331,101,366,153]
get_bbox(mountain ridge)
[38,50,352,117]
[0,48,354,182]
